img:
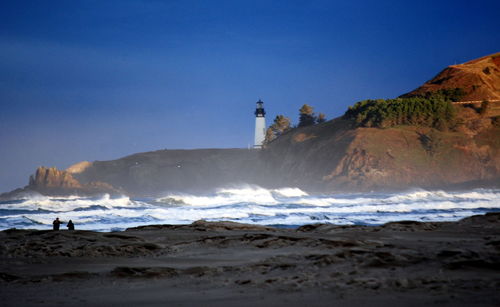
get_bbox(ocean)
[1,186,499,232]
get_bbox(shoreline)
[1,213,499,306]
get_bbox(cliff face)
[403,52,500,101]
[262,115,500,192]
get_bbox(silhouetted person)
[67,220,75,230]
[53,217,62,230]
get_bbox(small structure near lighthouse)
[254,99,266,148]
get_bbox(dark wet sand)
[1,214,499,306]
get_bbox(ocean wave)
[1,187,499,231]
[0,194,146,212]
[384,189,499,203]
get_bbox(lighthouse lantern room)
[254,99,266,148]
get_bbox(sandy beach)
[1,213,499,306]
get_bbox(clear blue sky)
[1,0,499,192]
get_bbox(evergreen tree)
[264,115,291,144]
[343,95,456,130]
[274,115,291,132]
[264,127,275,144]
[298,104,315,127]
[316,113,326,124]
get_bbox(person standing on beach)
[53,217,62,230]
[67,220,75,230]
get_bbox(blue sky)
[1,0,499,192]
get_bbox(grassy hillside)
[403,52,500,101]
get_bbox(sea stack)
[254,99,266,148]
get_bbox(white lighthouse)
[254,99,266,148]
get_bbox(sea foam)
[1,187,499,231]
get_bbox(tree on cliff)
[264,115,291,144]
[316,113,327,124]
[298,104,316,127]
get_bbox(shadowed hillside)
[71,149,265,196]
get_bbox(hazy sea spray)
[1,187,499,232]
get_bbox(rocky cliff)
[5,166,121,197]
[262,111,500,192]
[29,167,82,189]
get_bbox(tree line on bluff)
[264,104,326,144]
[264,88,495,145]
[343,89,465,130]
[343,88,494,131]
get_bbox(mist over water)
[1,187,499,232]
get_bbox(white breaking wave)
[1,187,499,231]
[0,194,146,212]
[156,186,310,207]
[273,187,309,197]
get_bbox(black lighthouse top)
[255,99,266,117]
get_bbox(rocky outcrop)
[29,167,82,188]
[0,166,123,198]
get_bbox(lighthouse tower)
[254,99,266,148]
